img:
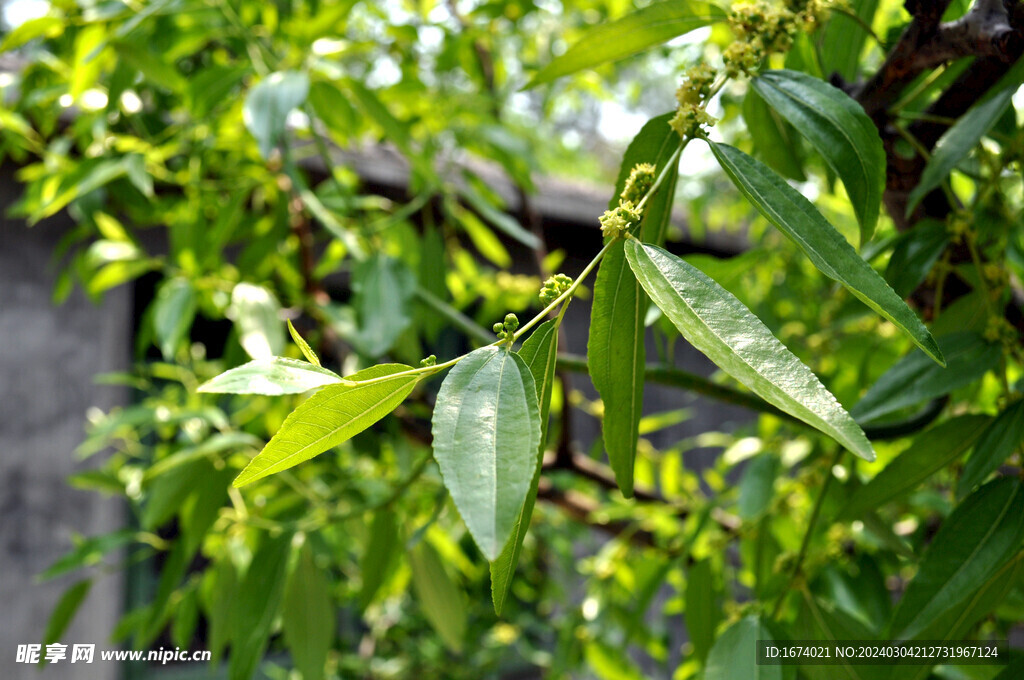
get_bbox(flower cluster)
[669,64,719,139]
[539,273,573,306]
[493,313,519,343]
[620,163,657,204]
[599,201,642,239]
[723,0,832,76]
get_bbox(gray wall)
[1,177,127,680]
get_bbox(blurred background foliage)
[2,0,1024,678]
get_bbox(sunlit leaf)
[626,240,874,461]
[708,141,942,365]
[234,364,419,486]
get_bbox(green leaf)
[884,219,950,298]
[625,240,874,461]
[888,478,1024,640]
[457,183,541,249]
[206,557,237,664]
[907,87,1015,215]
[793,592,884,680]
[283,542,334,680]
[589,114,680,497]
[152,277,196,361]
[228,282,285,360]
[234,364,420,486]
[352,253,415,357]
[491,319,559,615]
[738,454,778,520]
[821,0,880,80]
[0,15,64,51]
[839,415,990,520]
[359,507,400,610]
[526,1,726,87]
[287,319,321,366]
[308,80,358,136]
[707,141,942,365]
[42,579,92,646]
[957,399,1024,500]
[851,332,999,424]
[685,560,719,664]
[408,539,467,653]
[243,70,310,159]
[752,70,885,243]
[40,530,136,580]
[198,357,343,395]
[706,616,781,680]
[432,346,542,560]
[742,88,805,181]
[229,533,292,680]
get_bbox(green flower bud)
[493,322,505,334]
[540,273,574,305]
[503,313,519,332]
[420,354,437,367]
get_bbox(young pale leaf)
[243,71,309,159]
[907,87,1015,215]
[491,319,559,615]
[283,542,333,680]
[884,219,950,298]
[228,282,285,360]
[851,332,1000,424]
[839,415,990,520]
[589,114,680,497]
[705,616,781,680]
[525,1,726,88]
[685,560,719,664]
[287,319,321,366]
[234,364,419,487]
[408,539,467,654]
[752,70,885,243]
[153,277,196,361]
[738,454,779,520]
[707,141,943,366]
[197,357,344,395]
[625,240,874,461]
[957,399,1024,500]
[887,478,1024,640]
[432,346,541,561]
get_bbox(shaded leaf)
[42,579,92,647]
[229,533,292,680]
[742,88,805,181]
[907,87,1015,215]
[352,253,415,357]
[283,542,334,680]
[851,332,999,424]
[840,415,990,519]
[738,454,778,520]
[706,616,781,680]
[432,346,541,560]
[526,1,726,87]
[821,0,880,80]
[708,141,942,365]
[685,559,719,664]
[957,399,1024,499]
[589,113,680,496]
[752,69,885,242]
[888,478,1024,640]
[152,277,196,361]
[408,539,466,653]
[359,507,400,610]
[885,219,949,298]
[234,364,419,486]
[491,319,559,614]
[626,240,874,461]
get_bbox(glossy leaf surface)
[626,240,874,461]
